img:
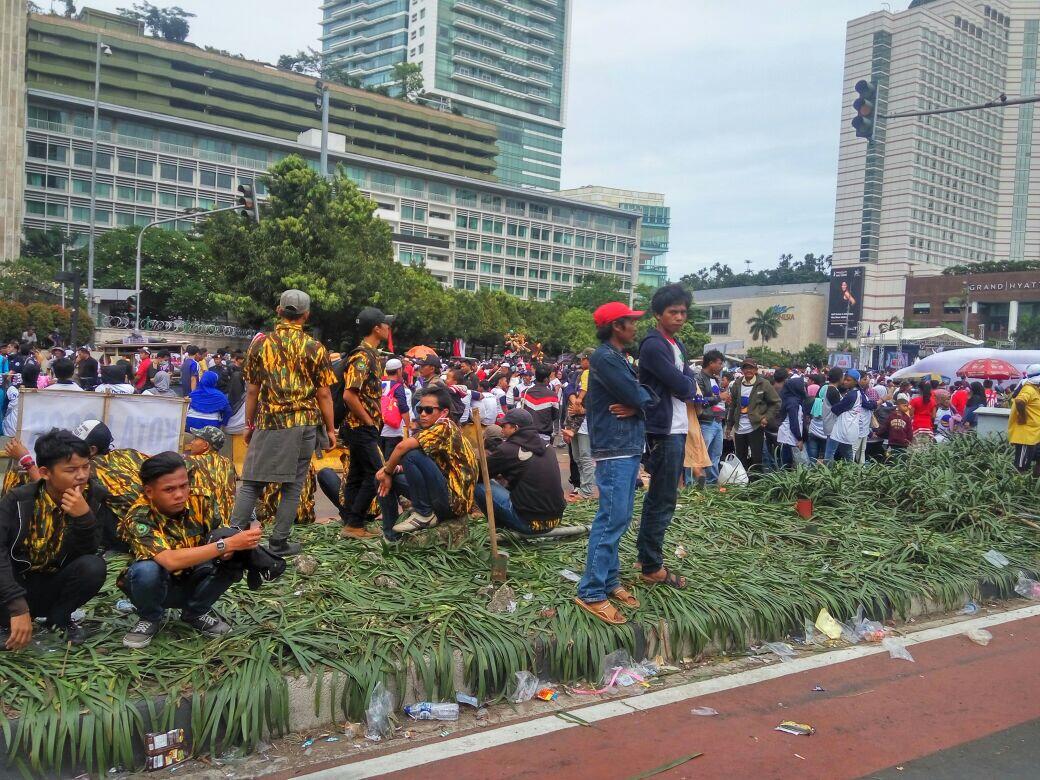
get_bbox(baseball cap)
[502,408,533,427]
[189,426,226,451]
[1026,363,1040,377]
[592,301,644,327]
[846,369,861,381]
[385,358,403,371]
[483,424,504,441]
[73,420,113,453]
[420,354,442,368]
[895,393,910,404]
[279,289,311,316]
[741,358,758,369]
[357,306,395,334]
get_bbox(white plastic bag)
[509,671,541,703]
[881,637,914,662]
[718,454,748,485]
[365,681,394,741]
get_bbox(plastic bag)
[815,608,843,641]
[509,671,541,703]
[601,650,656,688]
[851,605,888,643]
[982,549,1009,568]
[762,642,797,662]
[718,454,749,486]
[801,618,819,646]
[365,681,394,741]
[881,637,914,662]
[691,706,719,716]
[966,629,992,646]
[1014,571,1040,600]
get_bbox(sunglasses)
[417,405,442,415]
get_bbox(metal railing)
[103,315,256,338]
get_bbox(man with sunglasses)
[375,388,478,539]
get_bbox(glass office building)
[321,0,571,190]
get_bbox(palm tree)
[747,306,782,343]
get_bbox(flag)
[453,338,466,357]
[387,328,395,354]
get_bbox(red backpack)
[381,382,403,428]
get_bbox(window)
[160,162,178,181]
[709,323,729,336]
[45,202,66,218]
[94,182,111,198]
[137,189,154,204]
[177,194,194,209]
[159,191,177,207]
[912,302,931,314]
[72,178,90,195]
[217,172,233,189]
[138,159,154,178]
[117,185,135,201]
[72,206,90,222]
[118,156,136,174]
[117,212,134,226]
[200,169,216,187]
[178,166,194,184]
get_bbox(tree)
[680,253,831,291]
[392,62,424,102]
[747,306,782,343]
[552,274,625,311]
[276,49,361,89]
[61,0,76,17]
[558,308,596,353]
[117,3,194,42]
[746,345,792,368]
[91,227,220,320]
[796,343,829,369]
[1012,315,1040,349]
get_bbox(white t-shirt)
[667,339,689,435]
[95,383,134,394]
[43,382,83,391]
[737,380,754,435]
[380,380,411,438]
[477,393,501,424]
[3,387,20,437]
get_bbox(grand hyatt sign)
[965,278,1040,294]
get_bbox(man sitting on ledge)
[119,452,261,649]
[475,408,566,535]
[375,388,478,539]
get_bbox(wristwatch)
[215,538,227,553]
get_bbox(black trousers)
[733,427,766,477]
[341,425,384,528]
[380,435,402,460]
[1,554,106,629]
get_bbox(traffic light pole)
[132,204,245,332]
[883,93,1040,120]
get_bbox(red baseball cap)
[593,301,645,327]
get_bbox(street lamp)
[54,270,83,349]
[86,34,112,320]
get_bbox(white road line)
[300,604,1040,780]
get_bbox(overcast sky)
[71,0,887,278]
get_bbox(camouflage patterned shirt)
[415,418,478,517]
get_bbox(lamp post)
[55,270,82,349]
[86,34,112,318]
[315,80,330,180]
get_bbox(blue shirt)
[180,357,198,394]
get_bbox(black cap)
[502,408,533,427]
[357,306,395,334]
[420,354,442,368]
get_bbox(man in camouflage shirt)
[119,452,262,649]
[228,290,337,556]
[339,306,395,540]
[185,426,237,524]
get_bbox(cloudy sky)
[71,0,886,278]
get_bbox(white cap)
[73,420,103,440]
[895,393,910,404]
[385,358,403,371]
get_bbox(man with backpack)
[339,306,394,540]
[380,358,411,458]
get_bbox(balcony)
[452,31,553,71]
[451,51,552,88]
[452,68,551,103]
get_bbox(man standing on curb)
[228,290,337,556]
[695,349,727,483]
[637,283,697,591]
[339,306,394,540]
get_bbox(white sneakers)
[392,511,438,533]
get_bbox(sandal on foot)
[639,568,688,590]
[573,597,627,625]
[609,587,640,609]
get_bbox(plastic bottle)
[404,702,460,721]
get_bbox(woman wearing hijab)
[185,370,232,431]
[94,364,135,394]
[962,381,988,429]
[142,370,178,398]
[776,376,809,468]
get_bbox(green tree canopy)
[117,3,194,42]
[747,306,782,343]
[680,253,831,291]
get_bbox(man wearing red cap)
[574,301,654,625]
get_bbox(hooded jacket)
[0,479,108,616]
[637,328,698,435]
[484,426,566,522]
[519,382,559,437]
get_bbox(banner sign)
[17,390,187,456]
[827,267,865,340]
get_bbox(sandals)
[609,586,640,609]
[639,568,688,590]
[573,597,627,625]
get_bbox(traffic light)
[126,295,137,315]
[852,79,877,139]
[236,184,260,224]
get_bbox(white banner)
[17,390,187,456]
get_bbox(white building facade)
[832,0,1040,338]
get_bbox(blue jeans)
[806,434,828,462]
[699,420,724,484]
[378,449,453,540]
[126,559,242,622]
[824,437,854,463]
[474,481,541,534]
[638,433,686,576]
[577,455,641,603]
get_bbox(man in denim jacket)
[574,302,655,625]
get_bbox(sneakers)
[181,611,231,638]
[392,511,438,534]
[340,525,379,540]
[123,619,161,649]
[53,621,91,646]
[268,538,302,556]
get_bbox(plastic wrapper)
[982,549,1009,568]
[966,629,992,646]
[509,671,541,703]
[1014,571,1040,599]
[600,650,657,688]
[691,706,719,716]
[365,681,394,741]
[851,605,888,643]
[881,637,914,662]
[814,608,843,640]
[762,642,797,662]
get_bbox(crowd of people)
[2,283,1039,649]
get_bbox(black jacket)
[695,371,724,424]
[519,382,559,437]
[484,427,565,522]
[637,329,698,435]
[0,479,107,616]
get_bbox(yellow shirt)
[1008,383,1040,445]
[415,418,478,517]
[24,488,66,573]
[244,322,336,430]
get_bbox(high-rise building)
[321,0,571,190]
[7,10,638,303]
[556,186,670,288]
[832,0,1040,338]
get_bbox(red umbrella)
[956,358,1022,381]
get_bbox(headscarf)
[150,370,177,397]
[965,381,986,412]
[189,370,231,413]
[780,376,808,416]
